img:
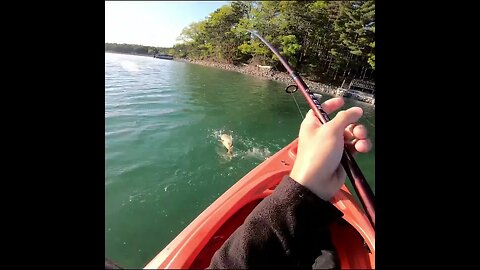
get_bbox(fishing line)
[290,92,304,119]
[270,61,305,119]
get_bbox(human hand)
[289,97,372,201]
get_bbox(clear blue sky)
[105,1,229,48]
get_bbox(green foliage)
[169,0,375,83]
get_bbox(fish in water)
[219,134,233,155]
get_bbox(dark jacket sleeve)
[208,175,343,269]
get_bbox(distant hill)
[105,43,173,56]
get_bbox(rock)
[178,58,369,103]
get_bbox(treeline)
[105,43,174,56]
[172,1,375,84]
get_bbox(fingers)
[300,97,344,133]
[327,107,363,135]
[339,113,370,154]
[344,123,368,141]
[301,100,366,142]
[354,138,372,153]
[344,124,356,141]
[352,125,368,140]
[346,138,372,156]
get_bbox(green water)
[105,52,375,268]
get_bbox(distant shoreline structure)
[104,51,175,61]
[154,54,174,60]
[335,79,375,105]
[105,51,152,58]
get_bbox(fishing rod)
[248,30,375,228]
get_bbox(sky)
[105,1,229,48]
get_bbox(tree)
[170,0,375,84]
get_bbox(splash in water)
[244,147,272,161]
[208,129,272,161]
[120,61,140,72]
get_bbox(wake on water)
[208,129,272,162]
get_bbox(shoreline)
[105,51,153,58]
[104,53,374,106]
[177,59,340,97]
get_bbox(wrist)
[289,167,332,201]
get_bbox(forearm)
[208,176,343,269]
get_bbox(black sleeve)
[208,175,343,269]
[105,258,123,269]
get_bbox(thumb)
[327,107,363,135]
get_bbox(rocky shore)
[178,59,339,96]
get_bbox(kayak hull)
[145,139,375,269]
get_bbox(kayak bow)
[145,139,375,269]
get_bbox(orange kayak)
[144,138,375,269]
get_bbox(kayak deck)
[144,139,375,269]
